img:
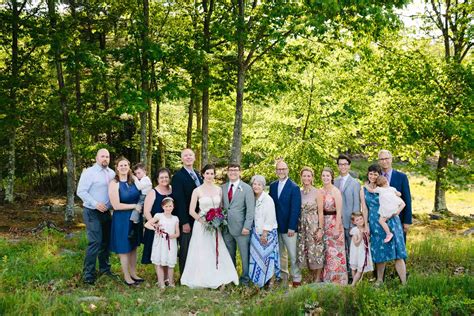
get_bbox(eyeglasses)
[276,168,288,171]
[338,163,349,166]
[378,158,391,161]
[227,169,240,172]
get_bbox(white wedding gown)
[180,195,239,289]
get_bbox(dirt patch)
[0,195,84,238]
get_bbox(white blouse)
[254,191,278,234]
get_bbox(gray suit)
[334,174,361,274]
[222,181,255,284]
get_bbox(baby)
[129,163,152,241]
[369,175,406,243]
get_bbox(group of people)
[77,148,411,289]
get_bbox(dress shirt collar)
[229,179,240,188]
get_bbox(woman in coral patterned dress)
[317,167,348,285]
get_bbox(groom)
[222,163,255,286]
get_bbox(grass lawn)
[0,162,472,315]
[0,222,472,315]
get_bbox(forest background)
[0,0,472,220]
[0,1,473,314]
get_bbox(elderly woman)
[361,164,407,285]
[109,157,143,286]
[248,175,280,288]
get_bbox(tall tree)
[425,0,473,211]
[47,0,76,222]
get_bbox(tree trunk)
[195,92,202,169]
[5,0,21,203]
[139,0,150,166]
[434,148,449,212]
[230,0,246,164]
[186,76,196,148]
[200,0,213,166]
[230,62,245,164]
[201,65,210,165]
[98,32,112,145]
[302,73,315,140]
[48,0,76,222]
[147,100,153,172]
[151,64,165,168]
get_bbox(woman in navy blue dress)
[109,157,143,286]
[360,164,407,285]
[141,168,173,264]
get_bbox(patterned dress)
[364,187,407,263]
[321,189,348,285]
[297,187,324,270]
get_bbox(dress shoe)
[131,277,145,283]
[124,280,138,287]
[83,278,95,285]
[292,281,301,288]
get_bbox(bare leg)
[379,217,393,243]
[394,259,407,285]
[376,262,386,283]
[167,267,175,286]
[128,249,140,279]
[157,266,165,287]
[154,264,160,283]
[351,270,363,285]
[314,268,322,283]
[118,253,133,283]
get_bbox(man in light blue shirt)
[77,148,116,284]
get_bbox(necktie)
[383,172,388,180]
[339,179,344,191]
[189,171,200,187]
[228,184,234,203]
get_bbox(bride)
[180,164,239,289]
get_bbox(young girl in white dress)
[370,176,406,243]
[180,164,239,289]
[349,212,373,285]
[145,197,180,288]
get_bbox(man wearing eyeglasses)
[378,150,412,241]
[269,160,302,287]
[334,154,360,278]
[222,163,255,286]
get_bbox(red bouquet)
[200,207,228,269]
[203,207,227,232]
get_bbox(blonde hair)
[351,211,365,227]
[376,175,388,187]
[300,166,314,177]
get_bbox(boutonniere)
[238,185,243,192]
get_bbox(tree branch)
[247,28,293,70]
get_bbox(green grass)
[0,226,472,315]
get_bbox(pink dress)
[321,189,348,285]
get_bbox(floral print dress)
[297,187,324,270]
[321,189,348,285]
[364,187,407,263]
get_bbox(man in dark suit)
[171,148,203,275]
[378,149,412,242]
[269,160,302,287]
